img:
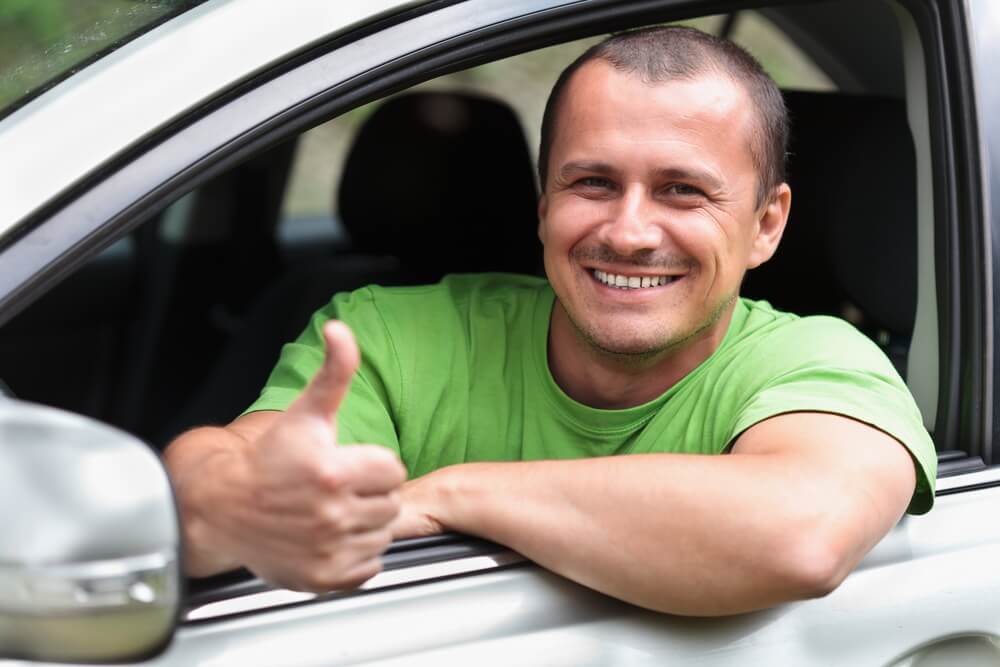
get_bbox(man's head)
[537,26,792,364]
[538,26,788,208]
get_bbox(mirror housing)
[0,399,180,663]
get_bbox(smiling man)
[165,26,936,615]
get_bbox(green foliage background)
[0,1,199,112]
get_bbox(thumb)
[290,320,360,420]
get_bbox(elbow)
[782,533,855,600]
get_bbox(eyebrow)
[558,161,619,180]
[558,161,723,191]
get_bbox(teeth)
[593,270,675,289]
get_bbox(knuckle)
[315,461,348,491]
[315,501,351,534]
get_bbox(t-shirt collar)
[530,284,750,435]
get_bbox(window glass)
[0,0,207,119]
[278,12,833,247]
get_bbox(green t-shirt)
[246,273,936,514]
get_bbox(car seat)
[156,91,540,445]
[742,90,917,375]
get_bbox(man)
[165,26,935,615]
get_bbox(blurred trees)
[0,1,200,111]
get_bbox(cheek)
[692,207,752,256]
[543,198,605,249]
[664,210,728,259]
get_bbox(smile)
[592,269,680,289]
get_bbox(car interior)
[0,0,977,481]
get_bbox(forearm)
[162,425,254,577]
[430,453,882,616]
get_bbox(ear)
[537,193,549,245]
[747,183,791,269]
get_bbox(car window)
[0,0,938,451]
[277,11,834,253]
[0,0,207,120]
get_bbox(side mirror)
[0,399,180,663]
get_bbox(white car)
[2,0,999,664]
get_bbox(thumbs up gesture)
[184,321,407,592]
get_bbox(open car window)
[0,1,941,453]
[1,0,957,441]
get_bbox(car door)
[2,0,1000,665]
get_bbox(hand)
[191,321,407,592]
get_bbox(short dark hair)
[538,26,788,208]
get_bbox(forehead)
[552,60,756,170]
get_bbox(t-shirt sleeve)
[729,316,936,515]
[242,287,402,455]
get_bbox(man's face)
[538,60,787,360]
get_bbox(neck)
[547,300,736,409]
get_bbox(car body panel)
[6,484,1000,666]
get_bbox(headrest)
[744,91,917,336]
[338,92,541,280]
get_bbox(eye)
[575,176,613,188]
[664,183,705,197]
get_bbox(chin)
[578,322,687,359]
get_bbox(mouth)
[591,268,683,290]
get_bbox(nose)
[599,185,665,256]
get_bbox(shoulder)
[733,298,890,372]
[727,299,936,514]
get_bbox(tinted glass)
[0,0,207,119]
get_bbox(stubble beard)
[566,290,739,367]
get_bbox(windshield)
[0,0,207,120]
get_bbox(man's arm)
[393,412,916,615]
[164,322,406,591]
